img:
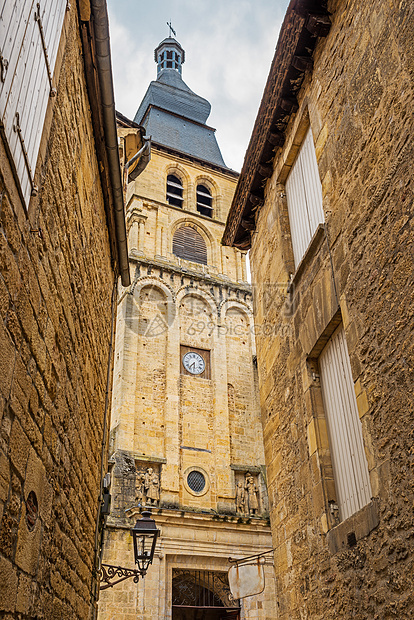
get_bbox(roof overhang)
[222,0,331,250]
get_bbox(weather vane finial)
[167,20,176,38]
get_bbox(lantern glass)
[131,511,160,575]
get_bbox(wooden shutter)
[173,226,207,265]
[285,127,324,267]
[166,174,183,207]
[0,0,66,206]
[319,324,371,521]
[196,184,213,217]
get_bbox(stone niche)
[232,466,267,517]
[110,451,165,519]
[135,460,162,508]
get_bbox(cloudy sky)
[106,0,290,172]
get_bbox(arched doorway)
[172,569,240,620]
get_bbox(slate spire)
[134,38,227,168]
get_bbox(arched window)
[167,175,184,208]
[196,184,213,217]
[173,226,207,265]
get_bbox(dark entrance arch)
[172,569,240,620]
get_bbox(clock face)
[182,351,205,375]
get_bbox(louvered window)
[319,324,372,521]
[196,184,213,217]
[0,0,67,207]
[285,126,324,267]
[166,174,183,207]
[173,226,207,265]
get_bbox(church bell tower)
[98,36,276,620]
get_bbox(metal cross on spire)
[167,20,176,37]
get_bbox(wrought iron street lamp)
[131,509,160,574]
[100,510,160,590]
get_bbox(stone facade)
[224,0,414,618]
[98,112,277,617]
[0,3,128,618]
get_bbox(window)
[285,126,324,267]
[173,226,207,265]
[319,324,372,521]
[0,0,67,207]
[196,184,213,217]
[187,470,206,493]
[166,174,184,207]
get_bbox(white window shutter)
[0,0,66,206]
[319,325,372,521]
[286,127,324,267]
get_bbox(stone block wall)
[0,8,115,618]
[249,0,414,617]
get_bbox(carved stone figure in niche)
[245,474,259,515]
[235,481,246,514]
[144,467,160,505]
[135,472,146,505]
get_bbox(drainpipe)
[89,0,130,287]
[126,137,151,182]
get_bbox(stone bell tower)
[98,36,277,620]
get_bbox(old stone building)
[98,37,276,619]
[224,0,414,618]
[0,0,131,617]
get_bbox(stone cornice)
[129,253,252,294]
[109,506,271,532]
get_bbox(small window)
[167,51,173,59]
[187,471,206,493]
[167,175,184,208]
[196,184,213,217]
[173,227,207,265]
[167,61,173,68]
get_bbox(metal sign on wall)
[228,558,265,600]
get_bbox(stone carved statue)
[144,467,160,505]
[135,472,146,505]
[245,474,259,515]
[235,481,246,514]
